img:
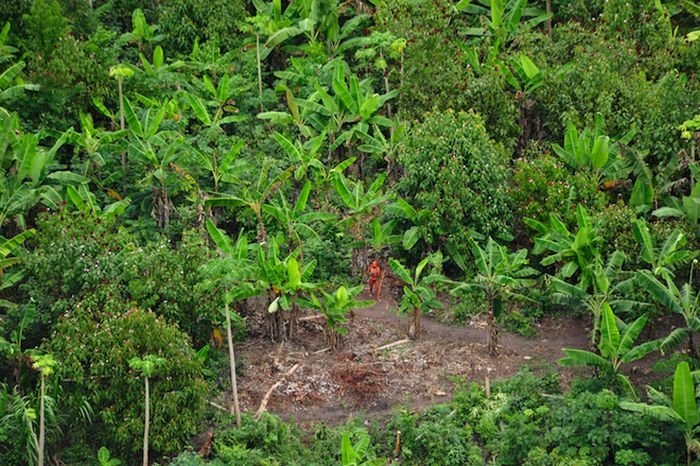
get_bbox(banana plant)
[268,60,396,161]
[0,114,73,229]
[332,171,392,275]
[551,252,644,344]
[340,431,384,466]
[552,113,633,188]
[632,219,696,282]
[251,0,369,60]
[504,54,543,93]
[303,285,373,350]
[0,230,34,290]
[456,0,550,57]
[524,204,602,289]
[243,0,306,109]
[449,237,537,356]
[207,158,292,242]
[256,236,316,342]
[310,60,397,154]
[621,361,700,466]
[63,183,130,220]
[68,112,124,179]
[636,261,700,357]
[191,140,245,193]
[262,179,335,256]
[185,74,249,131]
[384,197,431,252]
[0,22,39,117]
[559,304,659,398]
[625,147,656,213]
[356,122,406,179]
[333,172,391,239]
[653,178,700,235]
[198,220,258,427]
[118,8,164,52]
[389,252,444,339]
[272,132,327,183]
[137,45,184,82]
[123,97,187,228]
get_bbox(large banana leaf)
[558,348,610,369]
[206,218,234,254]
[620,401,684,424]
[389,258,413,286]
[618,314,648,356]
[636,271,681,312]
[598,303,620,359]
[673,361,699,427]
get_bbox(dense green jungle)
[1,0,700,464]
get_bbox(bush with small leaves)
[397,110,512,256]
[46,308,207,462]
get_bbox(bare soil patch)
[222,291,601,428]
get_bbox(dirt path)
[227,293,595,428]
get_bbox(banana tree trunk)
[38,375,45,466]
[118,77,127,196]
[256,33,263,113]
[689,331,698,360]
[409,308,421,339]
[487,293,498,356]
[289,303,299,339]
[143,376,149,466]
[225,302,242,427]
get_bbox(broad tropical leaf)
[673,361,698,427]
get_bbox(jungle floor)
[219,291,674,430]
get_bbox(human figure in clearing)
[368,260,384,302]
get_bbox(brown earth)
[219,291,612,429]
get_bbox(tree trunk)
[118,77,127,196]
[289,303,299,339]
[487,294,498,356]
[689,331,698,360]
[546,0,552,36]
[409,308,420,339]
[256,33,263,113]
[38,375,45,466]
[326,325,340,351]
[225,302,242,427]
[143,376,149,466]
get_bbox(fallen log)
[374,339,411,352]
[255,363,300,420]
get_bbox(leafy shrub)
[397,110,512,256]
[19,212,128,341]
[158,0,247,55]
[374,0,520,146]
[511,147,575,228]
[46,307,207,461]
[20,212,225,346]
[531,26,700,167]
[553,0,605,24]
[591,201,639,266]
[601,0,672,52]
[22,0,70,56]
[211,413,309,466]
[120,230,220,345]
[22,28,117,130]
[385,405,483,466]
[545,389,681,465]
